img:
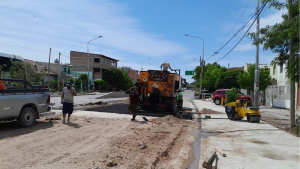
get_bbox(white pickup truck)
[0,78,51,127]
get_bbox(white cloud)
[234,42,255,52]
[260,8,287,28]
[0,0,187,62]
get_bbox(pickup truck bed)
[0,78,51,127]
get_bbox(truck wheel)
[215,98,221,105]
[17,107,36,128]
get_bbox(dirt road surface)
[0,114,198,169]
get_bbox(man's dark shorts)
[63,102,74,114]
[128,104,137,113]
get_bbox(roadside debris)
[215,147,226,157]
[195,108,224,114]
[202,150,219,169]
[107,161,118,167]
[139,144,148,149]
[45,117,61,120]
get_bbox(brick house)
[70,51,119,89]
[128,70,139,83]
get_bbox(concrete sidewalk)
[193,100,300,169]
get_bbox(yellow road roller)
[225,100,261,123]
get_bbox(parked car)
[212,89,251,105]
[0,78,52,127]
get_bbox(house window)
[94,58,100,63]
[280,64,283,73]
[94,68,100,73]
[105,60,108,64]
[64,68,67,73]
[112,62,114,66]
[102,58,104,63]
[273,66,276,75]
[68,68,70,74]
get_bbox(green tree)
[248,0,299,128]
[237,64,272,103]
[49,80,58,90]
[202,62,226,91]
[237,64,271,91]
[118,66,132,74]
[78,74,88,91]
[68,78,74,85]
[225,88,239,104]
[73,78,81,91]
[123,73,134,90]
[215,70,243,90]
[9,59,44,88]
[103,68,124,90]
[95,80,109,91]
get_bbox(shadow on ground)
[0,120,54,139]
[84,103,194,120]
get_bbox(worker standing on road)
[61,82,77,123]
[160,61,173,71]
[177,89,183,110]
[127,87,139,121]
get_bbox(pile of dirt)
[0,115,197,169]
[152,115,192,125]
[199,108,223,114]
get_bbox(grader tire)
[249,115,260,123]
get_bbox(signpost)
[185,71,194,75]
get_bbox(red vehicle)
[212,89,251,105]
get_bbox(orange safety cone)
[221,97,224,105]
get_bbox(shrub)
[95,80,109,91]
[225,88,239,104]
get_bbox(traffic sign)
[185,71,194,75]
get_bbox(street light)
[141,58,151,71]
[87,35,102,93]
[184,34,204,99]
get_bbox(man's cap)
[66,81,72,85]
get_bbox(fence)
[265,85,290,109]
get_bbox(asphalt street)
[50,93,128,108]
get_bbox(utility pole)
[199,56,205,99]
[254,0,260,107]
[47,48,51,89]
[58,52,61,89]
[288,0,295,128]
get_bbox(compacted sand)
[0,115,197,169]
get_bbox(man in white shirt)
[160,61,173,71]
[61,81,77,123]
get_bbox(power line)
[0,43,49,52]
[205,10,257,61]
[217,0,253,49]
[206,3,266,62]
[215,2,268,63]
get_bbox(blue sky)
[0,0,286,83]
